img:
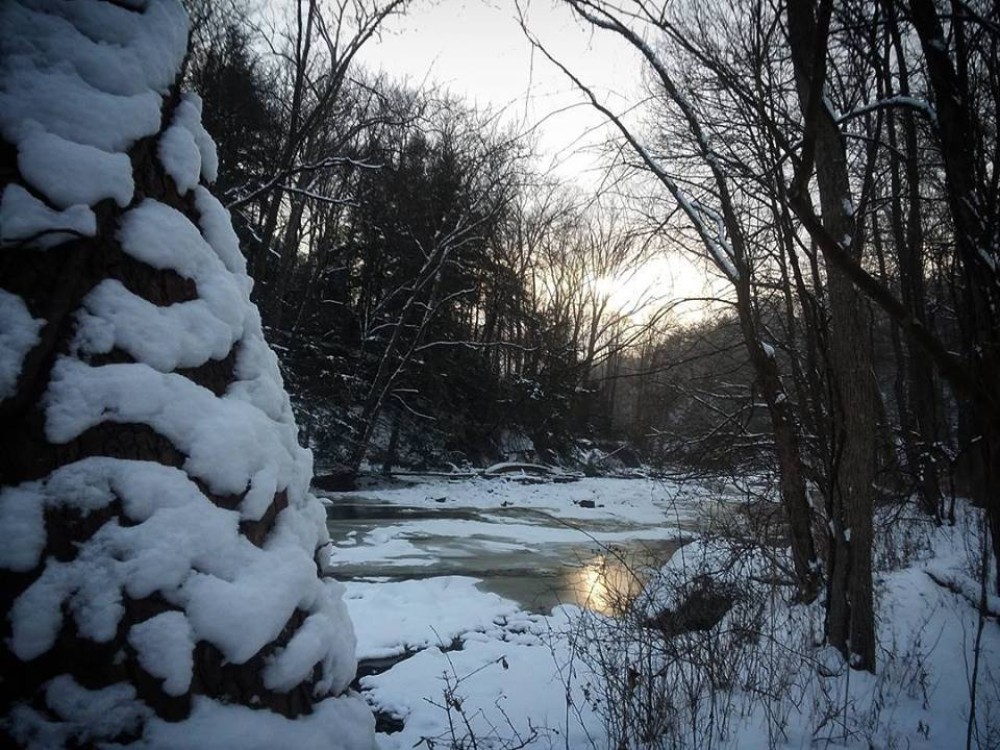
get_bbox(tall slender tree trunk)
[786,0,877,672]
[909,0,1000,592]
[882,0,942,518]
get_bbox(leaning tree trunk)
[0,2,373,747]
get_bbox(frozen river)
[316,473,735,747]
[321,474,713,615]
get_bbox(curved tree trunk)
[0,2,372,747]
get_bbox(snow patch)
[344,577,523,660]
[18,129,134,209]
[43,358,309,499]
[0,0,186,151]
[127,611,195,696]
[7,676,152,750]
[159,94,218,193]
[73,280,241,372]
[0,289,44,399]
[0,184,96,248]
[194,186,247,277]
[140,694,376,750]
[118,199,246,331]
[4,458,355,695]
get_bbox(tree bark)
[785,0,877,672]
[908,0,1000,592]
[0,2,370,745]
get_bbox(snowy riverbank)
[318,475,1000,748]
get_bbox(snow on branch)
[836,95,938,127]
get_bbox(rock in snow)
[0,1,373,747]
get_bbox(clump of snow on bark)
[43,359,310,501]
[0,66,162,154]
[128,611,195,696]
[3,456,354,689]
[159,94,218,193]
[263,610,345,692]
[0,289,44,399]
[18,129,134,209]
[7,676,152,750]
[0,185,96,248]
[0,0,185,249]
[73,280,240,372]
[0,0,186,151]
[194,186,247,276]
[118,199,247,333]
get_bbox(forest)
[0,0,998,748]
[186,0,999,654]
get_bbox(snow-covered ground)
[321,475,1000,749]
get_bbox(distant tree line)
[183,0,665,473]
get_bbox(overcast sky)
[357,0,642,183]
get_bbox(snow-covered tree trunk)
[0,2,373,747]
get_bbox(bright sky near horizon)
[358,0,727,323]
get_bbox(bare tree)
[521,0,823,602]
[784,0,877,672]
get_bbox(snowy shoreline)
[320,474,1000,749]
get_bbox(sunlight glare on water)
[567,554,646,617]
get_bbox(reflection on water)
[569,554,647,616]
[473,543,680,616]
